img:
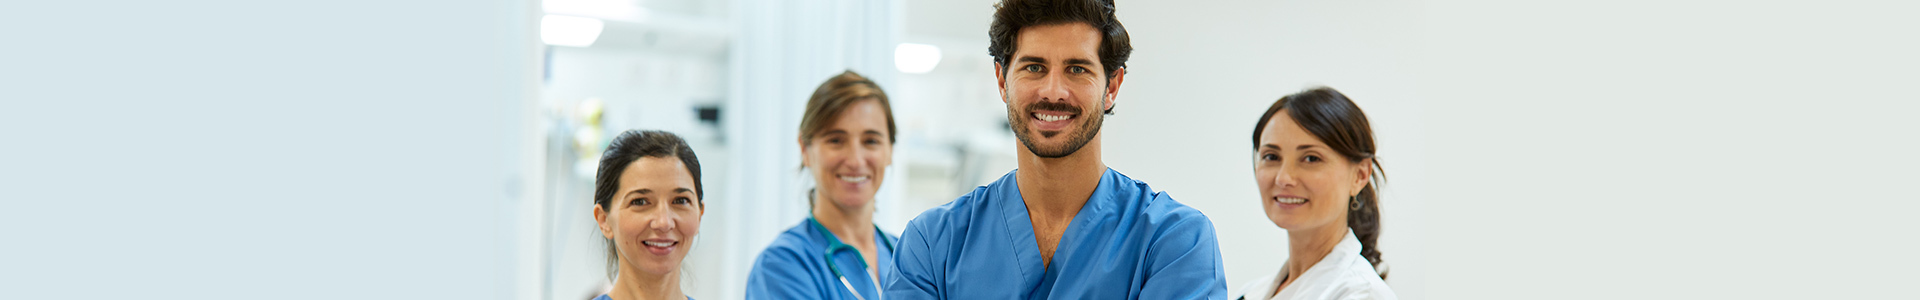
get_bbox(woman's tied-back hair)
[593,129,703,280]
[1252,87,1390,279]
[799,70,896,146]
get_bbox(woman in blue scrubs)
[745,70,901,300]
[591,130,705,300]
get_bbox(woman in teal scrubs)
[745,70,901,300]
[590,130,704,300]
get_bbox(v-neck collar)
[806,217,892,298]
[993,168,1118,295]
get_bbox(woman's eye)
[1261,153,1279,161]
[864,138,880,145]
[827,138,843,144]
[1024,64,1043,73]
[629,198,649,206]
[673,197,692,205]
[1303,155,1322,163]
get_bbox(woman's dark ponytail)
[1349,169,1386,279]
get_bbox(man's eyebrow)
[1064,58,1096,66]
[1016,56,1046,64]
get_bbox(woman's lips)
[1272,196,1308,209]
[642,240,678,255]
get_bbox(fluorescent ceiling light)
[544,0,649,21]
[541,15,604,48]
[895,43,942,74]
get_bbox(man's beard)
[1008,100,1105,158]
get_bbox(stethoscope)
[809,217,896,300]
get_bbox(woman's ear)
[1351,158,1375,196]
[594,204,613,239]
[797,138,809,168]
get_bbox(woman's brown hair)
[799,70,896,146]
[1252,86,1389,279]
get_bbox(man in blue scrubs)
[883,0,1227,299]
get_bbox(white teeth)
[643,241,675,247]
[838,175,869,183]
[1275,197,1307,204]
[1034,113,1070,122]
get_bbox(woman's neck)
[812,191,876,247]
[1282,223,1349,288]
[607,262,684,300]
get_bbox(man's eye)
[864,138,880,145]
[827,138,843,144]
[1069,66,1088,74]
[1024,64,1043,72]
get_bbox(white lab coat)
[1232,230,1397,300]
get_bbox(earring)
[1349,196,1363,210]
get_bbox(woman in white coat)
[1236,87,1396,300]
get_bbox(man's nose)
[1036,71,1071,102]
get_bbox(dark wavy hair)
[1252,87,1389,279]
[988,0,1132,114]
[592,129,703,280]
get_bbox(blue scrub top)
[884,168,1228,299]
[592,295,691,300]
[746,217,899,300]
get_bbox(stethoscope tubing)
[812,217,895,300]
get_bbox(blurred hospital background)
[6,0,1917,299]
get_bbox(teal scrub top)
[746,217,898,300]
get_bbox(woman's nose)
[648,212,676,231]
[845,147,869,169]
[1273,169,1296,188]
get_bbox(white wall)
[1412,1,1920,299]
[0,0,542,299]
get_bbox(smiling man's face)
[997,22,1121,158]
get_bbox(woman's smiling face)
[803,99,893,209]
[596,156,704,277]
[1255,111,1372,232]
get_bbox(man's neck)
[1014,134,1106,222]
[608,262,685,300]
[812,192,877,248]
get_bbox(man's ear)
[594,204,613,239]
[993,62,1009,105]
[1103,67,1126,114]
